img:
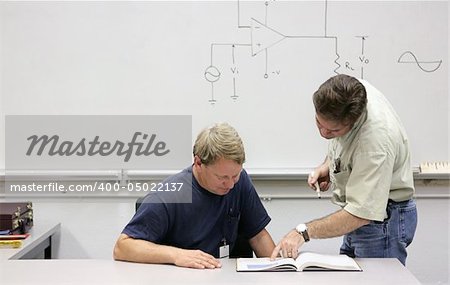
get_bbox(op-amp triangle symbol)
[251,18,287,56]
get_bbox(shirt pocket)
[332,170,351,202]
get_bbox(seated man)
[114,122,275,269]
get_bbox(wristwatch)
[295,223,310,242]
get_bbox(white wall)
[2,179,447,284]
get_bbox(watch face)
[296,224,307,232]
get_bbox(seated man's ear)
[193,155,202,166]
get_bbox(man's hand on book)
[270,229,304,260]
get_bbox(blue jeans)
[340,199,418,265]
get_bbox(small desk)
[0,258,420,284]
[0,222,60,260]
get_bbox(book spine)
[0,240,23,248]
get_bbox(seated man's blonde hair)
[193,122,245,165]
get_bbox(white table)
[0,221,60,260]
[0,257,420,284]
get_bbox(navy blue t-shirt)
[122,166,271,257]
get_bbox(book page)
[236,258,297,272]
[296,252,361,271]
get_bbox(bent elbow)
[113,242,122,261]
[113,234,129,261]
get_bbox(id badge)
[219,238,229,258]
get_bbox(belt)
[388,199,413,206]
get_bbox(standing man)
[114,122,275,269]
[271,74,417,265]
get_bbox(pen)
[311,171,321,199]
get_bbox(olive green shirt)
[328,79,415,221]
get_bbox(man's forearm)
[307,209,370,239]
[113,234,178,264]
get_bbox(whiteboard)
[0,1,448,170]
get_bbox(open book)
[236,252,362,272]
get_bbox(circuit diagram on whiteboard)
[203,0,442,105]
[203,0,369,105]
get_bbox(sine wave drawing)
[397,51,442,73]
